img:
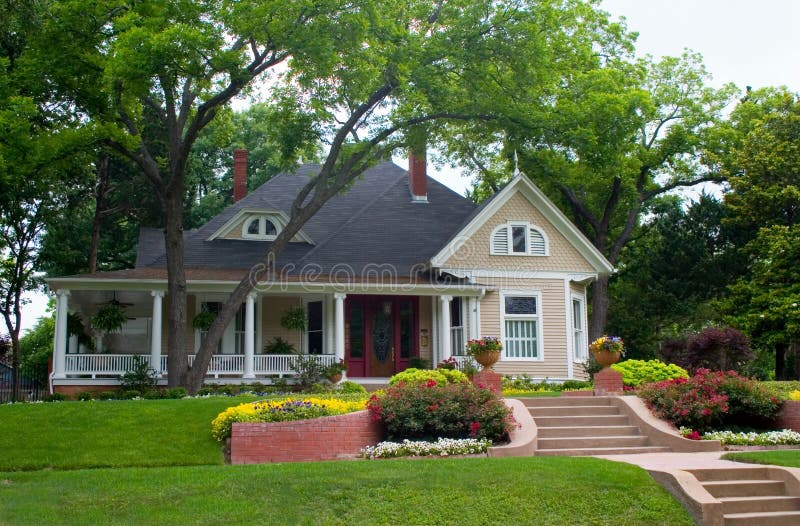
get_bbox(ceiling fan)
[95,291,134,308]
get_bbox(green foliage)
[388,368,468,387]
[762,381,800,401]
[368,381,516,443]
[638,369,780,432]
[337,381,367,394]
[119,357,157,393]
[502,376,592,392]
[191,310,216,331]
[279,306,307,331]
[408,356,430,369]
[610,359,688,388]
[263,337,296,354]
[289,354,327,390]
[76,391,94,401]
[91,303,128,333]
[18,315,54,376]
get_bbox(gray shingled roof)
[136,161,477,278]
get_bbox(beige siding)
[222,224,246,240]
[478,277,572,379]
[443,192,595,273]
[261,296,303,353]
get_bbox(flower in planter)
[437,357,458,370]
[465,337,503,356]
[325,359,347,379]
[589,335,625,356]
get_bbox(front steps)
[689,467,800,526]
[523,396,671,456]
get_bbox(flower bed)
[681,427,800,446]
[361,438,491,459]
[212,396,366,443]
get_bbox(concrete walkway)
[594,451,751,471]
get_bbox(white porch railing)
[63,353,337,379]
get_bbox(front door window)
[370,302,394,377]
[346,296,418,377]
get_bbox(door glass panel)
[399,301,413,358]
[372,308,392,362]
[349,302,364,358]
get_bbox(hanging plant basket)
[280,305,307,331]
[192,310,216,331]
[91,304,127,333]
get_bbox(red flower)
[469,421,481,436]
[425,379,437,388]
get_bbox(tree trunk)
[88,155,110,274]
[775,342,787,381]
[589,274,609,341]
[164,188,188,388]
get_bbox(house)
[46,150,613,394]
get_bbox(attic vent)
[529,228,546,255]
[491,226,509,254]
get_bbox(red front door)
[345,296,418,377]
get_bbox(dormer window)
[490,222,548,256]
[243,216,279,240]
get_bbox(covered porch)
[47,277,487,391]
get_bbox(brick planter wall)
[775,400,800,432]
[593,368,623,396]
[471,369,502,393]
[230,410,383,464]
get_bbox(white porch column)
[52,290,70,379]
[150,291,164,377]
[334,293,346,377]
[439,295,453,361]
[243,292,256,379]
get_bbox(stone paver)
[593,451,751,471]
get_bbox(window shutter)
[529,227,546,255]
[491,226,509,254]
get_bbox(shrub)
[638,369,780,432]
[501,376,591,392]
[337,381,367,394]
[367,381,516,443]
[119,357,157,393]
[290,354,327,390]
[76,391,94,401]
[96,391,118,400]
[43,393,67,402]
[165,387,188,399]
[263,337,296,354]
[660,327,753,373]
[611,359,689,388]
[388,368,468,387]
[211,397,366,442]
[143,389,165,399]
[408,357,430,369]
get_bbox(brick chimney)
[233,148,248,203]
[408,148,428,203]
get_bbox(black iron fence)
[0,360,49,403]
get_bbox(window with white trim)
[490,222,548,256]
[572,295,587,360]
[502,293,541,359]
[450,297,466,356]
[242,216,279,240]
[306,301,324,355]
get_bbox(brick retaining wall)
[230,410,383,464]
[775,400,800,432]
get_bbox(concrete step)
[521,396,613,408]
[537,425,641,438]
[535,445,671,456]
[723,510,800,526]
[719,496,800,514]
[537,435,649,450]
[529,405,620,417]
[533,415,630,427]
[703,480,786,498]
[689,467,771,482]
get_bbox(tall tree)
[720,92,800,379]
[459,51,737,338]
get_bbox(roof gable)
[429,174,614,275]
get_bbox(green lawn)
[0,396,259,470]
[0,397,695,525]
[722,449,800,468]
[0,457,693,526]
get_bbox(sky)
[17,1,800,334]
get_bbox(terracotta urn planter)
[592,349,621,368]
[328,373,343,384]
[473,350,501,369]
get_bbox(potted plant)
[465,337,503,369]
[91,303,127,333]
[280,305,307,332]
[589,335,624,367]
[192,310,216,331]
[325,359,347,383]
[263,337,297,355]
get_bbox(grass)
[0,396,260,471]
[0,396,694,525]
[0,457,693,526]
[722,449,800,468]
